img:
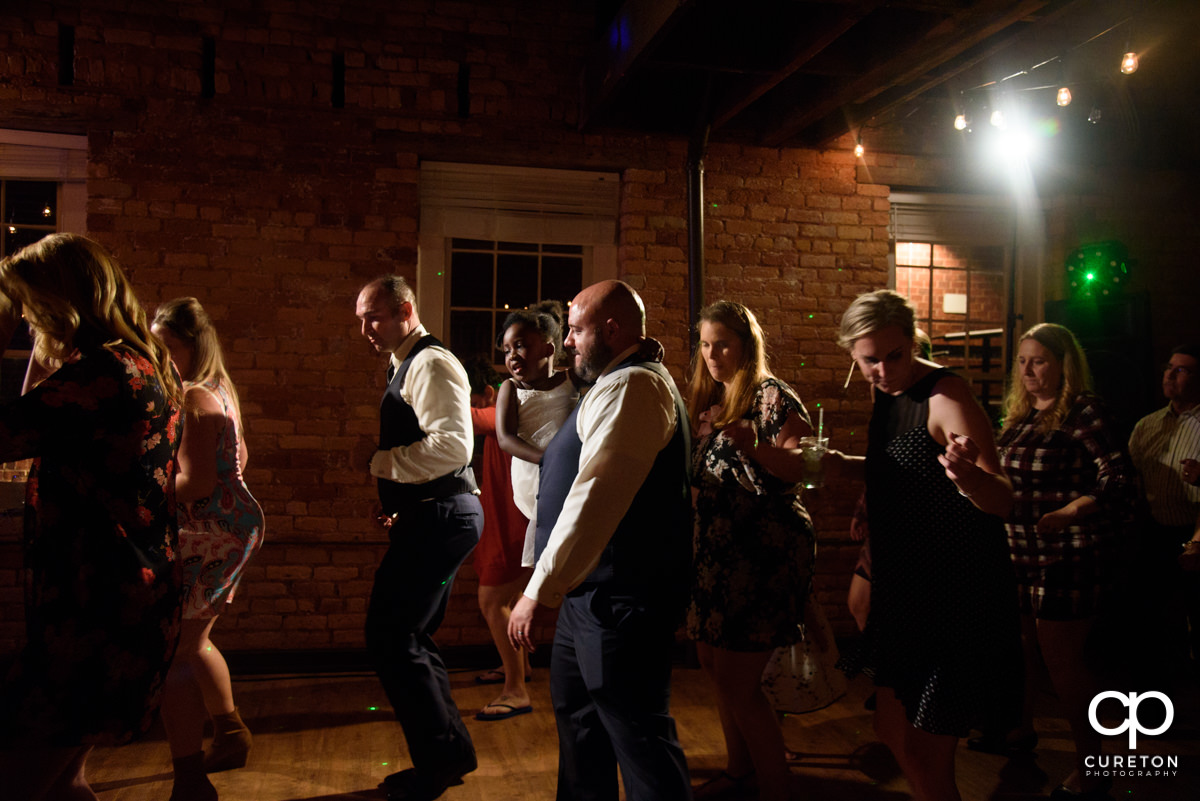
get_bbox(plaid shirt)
[998,393,1135,565]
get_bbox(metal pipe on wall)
[686,120,710,361]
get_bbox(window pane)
[931,268,968,319]
[451,238,493,250]
[895,241,931,266]
[498,241,537,252]
[541,255,582,306]
[449,310,495,363]
[896,266,931,321]
[496,253,537,309]
[5,181,57,226]
[543,244,583,254]
[450,251,494,307]
[4,227,51,257]
[968,271,1005,324]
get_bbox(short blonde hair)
[838,289,917,350]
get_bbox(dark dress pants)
[365,492,482,781]
[550,585,692,801]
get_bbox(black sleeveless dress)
[838,367,1021,736]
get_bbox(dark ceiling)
[580,0,1200,165]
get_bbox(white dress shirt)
[1129,403,1200,526]
[525,344,678,607]
[369,325,475,485]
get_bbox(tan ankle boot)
[204,707,251,773]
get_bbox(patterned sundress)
[178,378,264,617]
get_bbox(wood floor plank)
[84,666,1200,800]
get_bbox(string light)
[42,204,52,217]
[854,134,864,158]
[950,12,1142,130]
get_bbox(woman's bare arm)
[495,378,545,464]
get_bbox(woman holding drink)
[684,300,817,801]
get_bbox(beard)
[573,334,613,384]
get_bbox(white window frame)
[417,162,620,338]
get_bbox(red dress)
[470,406,528,585]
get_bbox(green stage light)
[1065,241,1130,299]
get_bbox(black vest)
[378,334,477,510]
[534,357,693,607]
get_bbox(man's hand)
[1181,458,1200,486]
[372,502,395,531]
[508,594,542,653]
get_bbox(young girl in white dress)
[495,301,579,564]
[474,301,577,721]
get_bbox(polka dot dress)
[837,368,1022,737]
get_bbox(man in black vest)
[355,275,481,801]
[508,280,693,801]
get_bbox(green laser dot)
[368,706,377,711]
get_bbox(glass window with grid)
[2,180,58,402]
[447,238,583,364]
[895,241,1007,422]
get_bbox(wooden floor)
[85,665,1200,801]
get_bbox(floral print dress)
[686,378,815,651]
[0,346,182,746]
[178,378,264,618]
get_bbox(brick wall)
[0,1,884,655]
[2,1,1198,657]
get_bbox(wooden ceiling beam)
[761,0,1049,147]
[578,0,697,131]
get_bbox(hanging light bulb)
[854,135,864,158]
[990,108,1004,128]
[42,203,52,217]
[1056,85,1072,107]
[954,113,968,131]
[1120,51,1139,75]
[1088,106,1102,124]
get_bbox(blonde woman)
[0,234,183,800]
[827,290,1020,801]
[685,300,815,801]
[153,298,264,801]
[990,323,1134,801]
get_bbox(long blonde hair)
[0,233,181,406]
[1001,322,1092,435]
[152,296,242,423]
[686,300,773,433]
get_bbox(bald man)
[508,280,693,800]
